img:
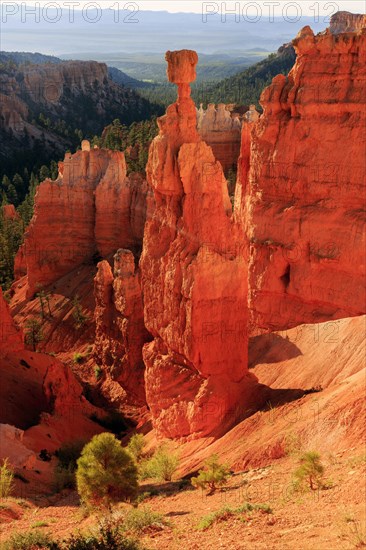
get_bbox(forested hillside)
[139,44,296,107]
[0,56,162,183]
[0,118,158,290]
[194,43,296,105]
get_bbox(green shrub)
[122,506,169,534]
[4,530,56,549]
[197,506,235,530]
[293,451,325,491]
[140,444,179,482]
[73,352,84,364]
[126,434,146,463]
[197,502,272,530]
[191,454,230,495]
[31,521,49,528]
[0,458,14,498]
[63,520,143,550]
[94,366,103,380]
[54,440,88,491]
[76,433,138,509]
[5,522,144,550]
[72,295,89,328]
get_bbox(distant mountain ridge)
[0,55,162,178]
[1,8,326,55]
[0,51,148,88]
[195,42,296,105]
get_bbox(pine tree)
[6,184,18,205]
[1,175,11,190]
[24,318,44,351]
[76,433,138,509]
[191,454,231,495]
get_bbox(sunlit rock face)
[15,146,151,298]
[94,250,150,407]
[236,22,366,331]
[141,49,259,439]
[197,103,242,173]
[0,287,23,353]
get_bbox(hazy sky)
[16,1,366,15]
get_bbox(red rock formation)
[1,204,19,221]
[141,50,259,439]
[94,250,149,406]
[0,287,23,352]
[16,146,151,297]
[237,23,366,331]
[197,103,242,174]
[0,424,36,469]
[329,10,366,33]
[43,357,94,418]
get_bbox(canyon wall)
[16,144,151,298]
[20,61,108,105]
[197,103,242,174]
[0,287,23,353]
[140,50,259,439]
[94,249,150,406]
[329,10,366,33]
[237,23,366,331]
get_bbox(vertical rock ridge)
[141,50,258,439]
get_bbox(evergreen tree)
[39,165,50,181]
[12,173,24,191]
[24,318,44,351]
[6,184,18,205]
[191,454,231,495]
[1,175,11,190]
[76,433,138,509]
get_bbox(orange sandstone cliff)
[0,287,23,353]
[94,249,150,407]
[237,23,366,331]
[15,144,151,298]
[197,103,242,173]
[140,50,259,439]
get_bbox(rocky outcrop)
[238,23,366,331]
[197,103,242,173]
[1,204,19,220]
[21,61,107,105]
[0,60,156,136]
[140,50,259,439]
[15,146,152,298]
[329,11,366,33]
[43,357,95,418]
[0,59,160,181]
[0,287,23,352]
[0,424,36,469]
[94,250,149,406]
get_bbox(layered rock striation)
[197,103,242,173]
[0,287,23,353]
[94,250,150,406]
[16,145,152,298]
[140,50,258,439]
[237,22,366,331]
[329,10,366,33]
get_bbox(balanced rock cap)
[165,49,199,84]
